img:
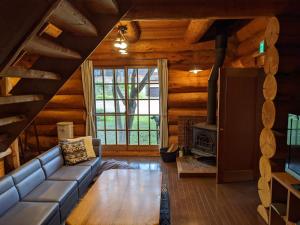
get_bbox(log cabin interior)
[1,0,300,225]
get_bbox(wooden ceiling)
[104,20,190,41]
[122,0,300,20]
[91,19,216,57]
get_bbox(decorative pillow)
[67,136,96,158]
[60,140,89,165]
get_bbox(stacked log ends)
[264,17,280,47]
[262,100,275,129]
[259,156,272,182]
[231,17,279,71]
[257,204,269,224]
[260,128,276,158]
[264,46,279,76]
[258,177,271,207]
[256,16,280,224]
[263,75,277,100]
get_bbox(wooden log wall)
[231,17,279,224]
[168,68,209,144]
[26,69,86,152]
[230,16,300,224]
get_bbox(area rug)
[97,159,171,225]
[160,184,171,225]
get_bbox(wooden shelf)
[271,203,287,217]
[273,173,300,200]
[270,173,300,225]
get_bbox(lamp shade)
[57,122,74,141]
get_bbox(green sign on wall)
[259,40,265,54]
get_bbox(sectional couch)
[0,138,102,225]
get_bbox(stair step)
[0,147,12,159]
[0,95,43,105]
[0,115,26,127]
[0,67,61,80]
[49,0,98,36]
[84,0,119,14]
[24,36,81,59]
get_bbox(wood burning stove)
[191,23,227,158]
[192,123,217,157]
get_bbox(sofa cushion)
[10,159,45,199]
[77,158,100,179]
[0,201,59,225]
[37,146,64,178]
[76,157,99,169]
[60,140,88,165]
[0,176,19,217]
[22,180,77,206]
[48,166,91,183]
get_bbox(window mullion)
[125,67,129,146]
[102,69,107,145]
[113,69,117,145]
[137,68,140,146]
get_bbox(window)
[94,67,160,148]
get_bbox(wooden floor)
[104,156,266,225]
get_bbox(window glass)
[94,67,160,146]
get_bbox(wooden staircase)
[0,0,131,152]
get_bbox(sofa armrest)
[92,138,102,158]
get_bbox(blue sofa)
[0,138,101,225]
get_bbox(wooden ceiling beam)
[235,17,270,42]
[184,19,215,44]
[96,39,215,53]
[119,21,140,42]
[90,50,215,61]
[123,1,300,20]
[90,51,215,66]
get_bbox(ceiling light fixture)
[114,25,128,54]
[189,51,203,74]
[189,69,203,74]
[119,49,128,55]
[189,65,203,74]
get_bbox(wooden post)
[0,148,12,178]
[0,159,4,177]
[256,16,280,224]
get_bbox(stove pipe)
[207,32,227,125]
